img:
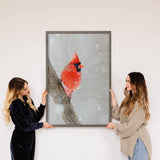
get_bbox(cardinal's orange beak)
[79,64,84,68]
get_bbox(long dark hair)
[119,72,150,120]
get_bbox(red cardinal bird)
[61,52,84,98]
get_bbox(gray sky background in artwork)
[48,33,110,125]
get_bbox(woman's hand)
[106,122,114,129]
[43,122,54,128]
[109,89,118,107]
[41,89,48,105]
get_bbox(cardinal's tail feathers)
[64,87,73,98]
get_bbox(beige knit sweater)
[112,102,151,160]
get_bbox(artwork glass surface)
[46,31,111,126]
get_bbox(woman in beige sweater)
[106,72,151,160]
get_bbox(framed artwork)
[46,31,111,127]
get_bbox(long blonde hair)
[2,77,36,125]
[120,72,150,120]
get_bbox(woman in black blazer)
[3,77,54,160]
